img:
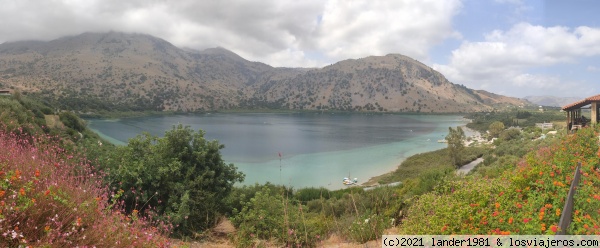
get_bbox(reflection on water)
[87,113,469,190]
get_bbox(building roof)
[562,94,600,111]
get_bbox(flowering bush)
[0,129,171,246]
[401,126,600,235]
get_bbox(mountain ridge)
[0,32,530,113]
[524,95,580,107]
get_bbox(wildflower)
[0,191,5,198]
[44,226,50,232]
[508,217,513,224]
[76,217,82,226]
[523,218,531,223]
[35,169,40,177]
[495,202,500,209]
[541,224,546,231]
[556,208,561,216]
[19,188,25,196]
[44,190,50,196]
[551,225,558,233]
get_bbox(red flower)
[523,218,531,223]
[551,225,558,233]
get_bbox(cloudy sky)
[1,0,599,98]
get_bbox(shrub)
[105,124,244,236]
[400,126,600,235]
[59,111,86,132]
[0,129,170,246]
[232,187,329,247]
[344,211,391,243]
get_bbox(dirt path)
[456,157,484,175]
[183,218,395,247]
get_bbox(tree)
[59,111,86,132]
[488,121,505,138]
[499,128,522,141]
[446,126,465,167]
[106,124,244,236]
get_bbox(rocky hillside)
[524,95,580,107]
[0,32,529,113]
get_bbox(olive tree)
[105,124,244,236]
[446,126,465,167]
[488,121,505,138]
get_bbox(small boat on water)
[343,177,358,186]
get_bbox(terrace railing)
[556,162,582,235]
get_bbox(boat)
[343,177,358,186]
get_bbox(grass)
[371,147,486,185]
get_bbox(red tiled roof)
[562,94,600,110]
[586,94,600,101]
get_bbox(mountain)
[0,32,529,113]
[524,95,580,107]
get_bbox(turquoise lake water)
[86,113,470,190]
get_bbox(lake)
[86,113,470,190]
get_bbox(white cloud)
[0,0,462,67]
[316,0,462,63]
[434,22,600,96]
[587,65,600,72]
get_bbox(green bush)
[295,187,331,202]
[344,211,392,243]
[232,187,329,247]
[105,124,244,236]
[59,111,86,132]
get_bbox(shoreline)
[81,108,472,120]
[87,113,476,190]
[361,124,483,187]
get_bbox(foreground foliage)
[0,130,171,246]
[105,124,245,236]
[401,126,600,235]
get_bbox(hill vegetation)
[2,92,599,247]
[0,95,173,246]
[0,32,529,115]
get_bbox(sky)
[1,0,599,98]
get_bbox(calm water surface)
[87,113,469,190]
